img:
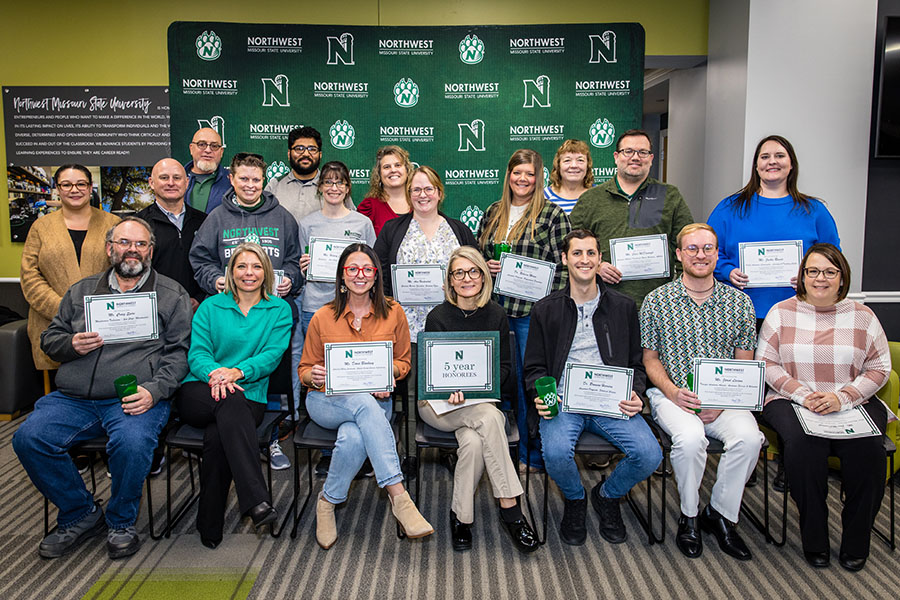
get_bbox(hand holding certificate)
[561,363,634,419]
[494,253,556,302]
[793,405,881,439]
[84,292,159,344]
[609,234,670,281]
[738,240,803,288]
[391,264,445,305]
[692,358,765,410]
[324,341,394,395]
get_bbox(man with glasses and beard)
[185,127,230,214]
[13,217,192,560]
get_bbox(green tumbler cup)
[535,376,559,418]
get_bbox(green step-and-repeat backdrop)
[168,22,644,230]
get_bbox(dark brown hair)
[796,243,850,303]
[329,243,393,320]
[54,164,92,185]
[730,135,813,217]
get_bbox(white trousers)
[647,387,763,522]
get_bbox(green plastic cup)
[535,376,559,418]
[493,242,511,261]
[114,374,138,402]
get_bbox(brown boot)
[389,490,434,539]
[316,495,337,549]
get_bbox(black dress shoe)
[676,514,703,558]
[439,450,458,475]
[591,483,626,544]
[559,497,587,545]
[450,511,472,551]
[201,537,220,549]
[803,550,830,568]
[699,505,751,560]
[838,552,866,572]
[249,501,278,528]
[501,517,539,553]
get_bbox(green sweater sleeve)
[187,300,223,382]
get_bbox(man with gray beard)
[185,127,231,213]
[13,217,192,560]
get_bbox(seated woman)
[176,242,292,549]
[299,243,433,549]
[757,243,891,571]
[421,247,539,553]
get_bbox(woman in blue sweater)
[176,242,292,548]
[707,135,840,325]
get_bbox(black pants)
[762,398,887,558]
[176,381,267,543]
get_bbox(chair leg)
[739,451,771,544]
[289,449,316,539]
[872,451,896,551]
[414,446,422,505]
[625,450,665,544]
[165,448,201,538]
[274,443,302,538]
[145,476,165,541]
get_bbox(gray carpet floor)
[0,414,896,600]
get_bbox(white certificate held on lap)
[391,264,445,305]
[494,253,556,302]
[739,240,803,288]
[307,237,355,282]
[84,292,159,344]
[609,234,670,280]
[561,363,633,419]
[692,358,766,410]
[793,404,882,440]
[324,341,394,396]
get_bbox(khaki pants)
[418,401,523,523]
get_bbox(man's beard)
[112,250,150,278]
[194,158,218,173]
[290,154,320,177]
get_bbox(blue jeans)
[539,410,661,500]
[13,390,170,529]
[509,316,543,468]
[289,301,316,413]
[305,391,403,503]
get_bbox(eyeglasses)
[450,268,483,281]
[804,267,840,280]
[321,180,347,189]
[681,244,717,256]
[111,239,150,250]
[291,145,321,155]
[617,148,651,158]
[58,181,91,192]
[343,265,377,278]
[410,186,437,196]
[191,141,223,151]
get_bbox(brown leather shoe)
[316,495,337,549]
[389,491,434,539]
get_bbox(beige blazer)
[20,208,121,369]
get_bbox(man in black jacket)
[524,229,661,546]
[138,158,207,309]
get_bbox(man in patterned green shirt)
[639,223,762,561]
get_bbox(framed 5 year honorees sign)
[416,331,500,401]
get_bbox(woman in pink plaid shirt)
[757,243,891,572]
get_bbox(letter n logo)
[345,350,353,358]
[455,351,463,360]
[589,31,617,64]
[715,366,723,375]
[627,243,634,251]
[327,33,355,65]
[326,244,333,251]
[107,302,115,310]
[408,271,415,277]
[457,119,486,152]
[523,75,550,108]
[758,248,765,256]
[584,372,593,380]
[516,261,524,269]
[196,115,225,147]
[262,75,290,107]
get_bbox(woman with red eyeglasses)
[298,243,433,549]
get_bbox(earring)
[340,284,348,293]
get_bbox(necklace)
[459,306,478,318]
[683,280,714,294]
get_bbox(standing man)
[640,223,762,560]
[570,129,694,309]
[185,127,231,214]
[524,229,662,546]
[13,217,191,559]
[138,158,207,309]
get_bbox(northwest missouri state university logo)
[523,76,550,108]
[261,74,290,107]
[380,125,434,143]
[313,81,369,99]
[182,78,237,96]
[379,38,434,56]
[459,205,484,234]
[197,116,225,146]
[394,78,420,107]
[444,168,500,187]
[247,35,302,54]
[326,33,354,65]
[575,79,631,98]
[510,124,564,143]
[590,118,616,148]
[445,81,499,100]
[459,35,485,64]
[266,161,290,181]
[330,120,355,149]
[589,31,617,63]
[196,30,222,61]
[509,36,565,55]
[249,122,302,141]
[457,120,486,152]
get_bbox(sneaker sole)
[38,517,106,559]
[107,537,141,559]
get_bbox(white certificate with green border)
[793,405,881,439]
[693,358,765,410]
[307,237,355,282]
[739,240,803,288]
[324,341,394,396]
[391,264,445,305]
[83,292,159,343]
[609,234,670,280]
[494,253,556,302]
[561,363,633,419]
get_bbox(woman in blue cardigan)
[176,242,292,548]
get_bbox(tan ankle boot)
[316,495,337,549]
[389,490,434,539]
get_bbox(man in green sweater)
[570,129,693,309]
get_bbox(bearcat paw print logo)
[196,30,222,61]
[266,161,289,182]
[393,78,419,108]
[590,118,615,148]
[329,120,355,149]
[459,205,485,235]
[459,35,485,64]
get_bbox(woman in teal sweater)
[176,242,292,548]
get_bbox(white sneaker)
[265,440,291,470]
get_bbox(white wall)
[666,66,708,220]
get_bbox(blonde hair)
[406,166,444,211]
[224,242,274,301]
[366,146,412,201]
[676,223,719,247]
[445,246,493,308]
[478,149,546,248]
[549,139,594,189]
